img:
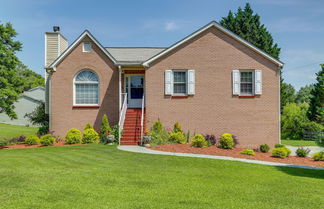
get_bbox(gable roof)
[106,47,166,63]
[47,30,117,69]
[21,86,45,103]
[143,21,284,68]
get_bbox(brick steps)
[120,108,145,145]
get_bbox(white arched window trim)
[73,69,100,106]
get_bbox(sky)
[1,0,324,90]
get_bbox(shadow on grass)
[276,166,324,179]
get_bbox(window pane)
[240,83,253,94]
[75,84,99,104]
[83,42,92,52]
[174,72,186,83]
[174,84,186,94]
[240,72,252,82]
[75,70,98,82]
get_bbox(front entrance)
[124,75,144,108]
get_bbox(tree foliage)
[0,22,44,119]
[295,84,314,104]
[280,83,296,110]
[25,103,49,126]
[220,3,280,59]
[308,64,324,124]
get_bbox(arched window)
[74,70,99,105]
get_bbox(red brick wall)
[50,36,119,138]
[145,27,280,148]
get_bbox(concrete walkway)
[118,146,324,170]
[286,145,324,156]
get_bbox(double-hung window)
[232,70,262,96]
[165,70,195,96]
[240,71,254,95]
[173,71,187,95]
[74,70,99,106]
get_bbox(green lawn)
[0,145,323,209]
[0,123,38,140]
[281,139,318,146]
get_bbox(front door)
[125,75,144,108]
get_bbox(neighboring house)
[45,21,283,148]
[0,87,45,126]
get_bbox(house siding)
[145,27,280,148]
[50,36,119,138]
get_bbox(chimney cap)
[53,26,60,32]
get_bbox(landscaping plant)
[240,149,255,156]
[110,125,120,143]
[295,147,310,157]
[99,114,110,142]
[272,147,291,158]
[169,132,186,144]
[173,122,182,133]
[149,120,168,145]
[37,125,49,135]
[24,135,40,145]
[83,128,100,144]
[83,123,93,131]
[65,128,82,144]
[191,134,208,148]
[312,151,324,161]
[259,144,270,153]
[205,134,217,146]
[219,133,235,149]
[40,134,56,146]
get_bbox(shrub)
[219,133,235,149]
[259,144,270,153]
[83,123,93,131]
[40,134,56,146]
[149,120,169,145]
[8,136,26,144]
[191,134,207,148]
[312,152,324,161]
[169,132,186,144]
[240,149,255,156]
[173,122,183,133]
[24,135,40,145]
[37,125,49,135]
[272,147,291,158]
[100,114,111,142]
[65,128,82,144]
[295,147,310,157]
[205,134,216,146]
[275,144,285,148]
[82,128,99,144]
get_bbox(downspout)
[118,65,122,113]
[278,65,283,144]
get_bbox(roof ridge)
[106,47,167,49]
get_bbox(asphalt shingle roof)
[105,47,166,62]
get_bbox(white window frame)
[82,42,92,52]
[239,70,255,96]
[73,70,100,106]
[172,70,188,96]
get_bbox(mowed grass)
[0,145,323,209]
[0,123,38,140]
[281,139,318,146]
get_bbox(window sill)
[171,95,189,98]
[73,105,100,108]
[238,95,256,98]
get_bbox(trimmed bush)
[191,134,207,148]
[65,128,82,144]
[149,120,168,145]
[240,149,255,156]
[275,144,285,148]
[272,147,291,158]
[173,122,183,133]
[259,144,270,153]
[219,133,235,149]
[205,134,216,146]
[83,123,93,131]
[169,132,186,144]
[295,147,310,157]
[82,128,100,144]
[100,114,110,142]
[312,152,324,161]
[40,134,56,146]
[37,125,49,135]
[25,135,40,145]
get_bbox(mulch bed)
[150,144,324,168]
[0,141,84,149]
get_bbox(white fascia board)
[143,21,284,68]
[48,30,117,69]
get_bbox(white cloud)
[164,21,178,31]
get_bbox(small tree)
[99,114,110,141]
[25,103,49,126]
[83,123,93,131]
[308,64,324,125]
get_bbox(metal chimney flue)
[53,26,60,32]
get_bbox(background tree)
[295,84,314,104]
[280,83,296,110]
[25,103,49,126]
[0,22,44,119]
[220,3,280,59]
[308,64,324,124]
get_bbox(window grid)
[240,71,253,95]
[173,71,187,94]
[74,70,99,105]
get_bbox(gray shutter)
[165,70,173,95]
[232,70,240,95]
[187,70,195,95]
[255,70,262,95]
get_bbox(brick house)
[45,21,283,147]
